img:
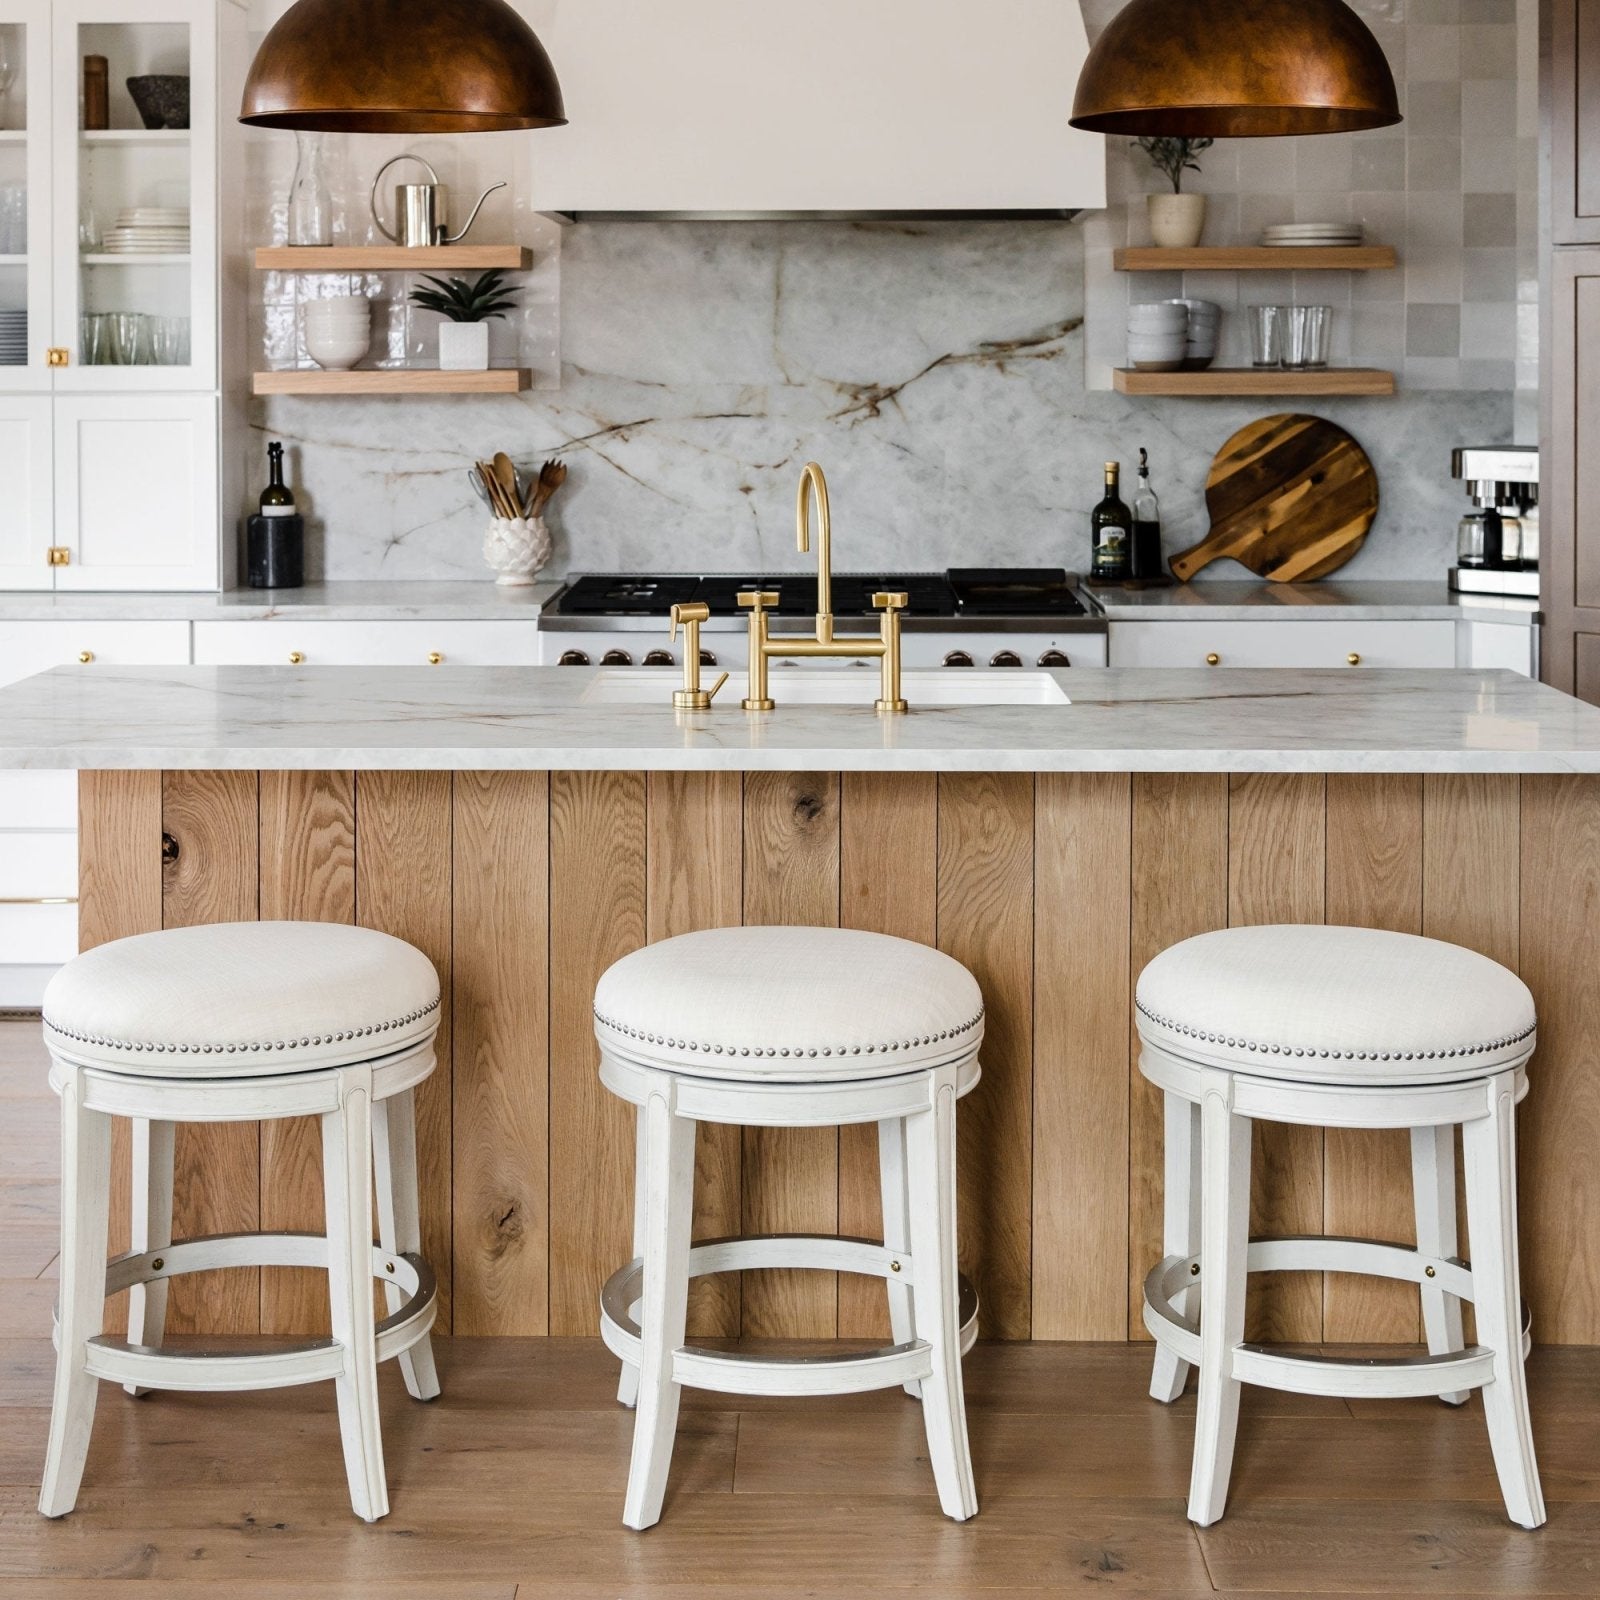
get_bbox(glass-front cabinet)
[0,0,233,591]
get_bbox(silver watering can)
[369,153,506,248]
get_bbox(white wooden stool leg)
[322,1067,388,1523]
[906,1067,978,1521]
[617,1103,647,1410]
[1151,1092,1201,1403]
[1410,1122,1468,1406]
[878,1114,921,1398]
[623,1082,695,1531]
[373,1086,440,1403]
[123,1117,175,1397]
[39,1071,113,1518]
[1187,1073,1251,1528]
[1463,1079,1546,1529]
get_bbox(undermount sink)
[578,669,1071,709]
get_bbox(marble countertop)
[0,581,561,621]
[2,665,1598,774]
[1086,580,1541,626]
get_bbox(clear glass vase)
[288,131,332,246]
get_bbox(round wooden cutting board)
[1169,413,1380,583]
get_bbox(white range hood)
[521,0,1105,219]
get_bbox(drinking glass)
[0,183,25,255]
[149,315,189,365]
[1284,305,1332,370]
[110,312,149,366]
[1248,304,1283,369]
[79,312,108,365]
[0,30,18,131]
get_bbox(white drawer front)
[0,620,192,689]
[0,832,77,900]
[1108,620,1458,670]
[0,771,77,830]
[192,619,543,667]
[0,903,78,965]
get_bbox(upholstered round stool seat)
[42,920,441,1076]
[1136,924,1535,1086]
[593,925,985,1081]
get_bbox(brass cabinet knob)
[77,650,94,664]
[427,651,444,665]
[1347,652,1362,666]
[1205,652,1221,666]
[46,347,69,368]
[287,651,305,664]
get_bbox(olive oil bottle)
[1090,460,1132,582]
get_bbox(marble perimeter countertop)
[1,665,1597,775]
[1083,580,1541,626]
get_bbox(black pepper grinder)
[246,441,305,588]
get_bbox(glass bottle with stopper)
[1090,460,1132,582]
[1130,447,1164,580]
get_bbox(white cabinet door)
[193,618,544,666]
[0,0,54,395]
[51,391,216,588]
[0,394,52,585]
[0,616,189,682]
[1108,620,1459,670]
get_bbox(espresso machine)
[1450,445,1540,598]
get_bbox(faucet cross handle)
[872,591,909,612]
[737,589,780,612]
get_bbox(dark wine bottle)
[259,441,296,518]
[1130,446,1163,580]
[1090,460,1132,582]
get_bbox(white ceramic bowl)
[305,327,371,370]
[1128,309,1187,330]
[306,295,370,317]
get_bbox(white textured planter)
[483,516,552,586]
[1147,192,1207,249]
[439,322,490,371]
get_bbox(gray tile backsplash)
[248,1,1534,586]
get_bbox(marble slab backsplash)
[253,217,1510,585]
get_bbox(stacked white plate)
[98,207,190,255]
[1262,222,1364,248]
[0,308,25,365]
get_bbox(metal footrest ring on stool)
[600,1233,979,1398]
[1144,1234,1532,1401]
[51,1231,437,1394]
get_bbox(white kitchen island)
[3,663,1598,1368]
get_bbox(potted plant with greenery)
[1133,136,1213,249]
[409,269,518,371]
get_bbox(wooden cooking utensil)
[1169,413,1379,583]
[492,451,519,512]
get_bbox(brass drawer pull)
[287,651,305,665]
[427,651,444,665]
[1347,652,1362,666]
[1205,652,1221,666]
[77,651,94,664]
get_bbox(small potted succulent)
[1133,136,1213,249]
[409,269,518,371]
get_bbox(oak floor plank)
[548,772,646,1337]
[938,773,1035,1340]
[1228,772,1327,1344]
[357,772,455,1333]
[837,772,937,1340]
[1129,775,1229,1340]
[160,770,261,1335]
[258,770,356,1335]
[741,772,841,1338]
[453,772,550,1336]
[1034,772,1132,1340]
[646,771,744,1339]
[1323,774,1424,1345]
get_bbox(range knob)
[989,650,1023,668]
[643,649,674,667]
[699,649,718,667]
[557,649,591,666]
[943,650,975,668]
[1037,649,1070,667]
[600,649,633,666]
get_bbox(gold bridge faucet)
[738,462,908,714]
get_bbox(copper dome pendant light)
[239,0,566,133]
[1070,0,1400,138]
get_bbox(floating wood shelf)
[1114,245,1398,272]
[253,367,532,396]
[255,245,534,271]
[1113,367,1397,397]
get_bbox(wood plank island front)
[8,664,1600,1346]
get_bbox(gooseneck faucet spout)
[797,461,834,645]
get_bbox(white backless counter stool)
[37,920,443,1524]
[594,926,984,1531]
[1137,924,1544,1529]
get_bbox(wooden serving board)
[1170,413,1379,583]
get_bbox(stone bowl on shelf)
[126,75,190,130]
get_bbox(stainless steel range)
[536,568,1109,670]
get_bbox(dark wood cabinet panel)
[1551,0,1600,242]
